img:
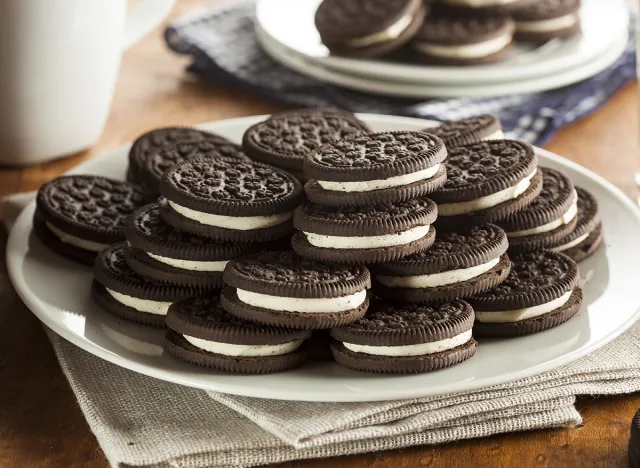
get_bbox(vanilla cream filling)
[483,129,505,141]
[506,191,578,238]
[305,224,430,249]
[168,201,293,230]
[45,222,110,252]
[147,252,228,272]
[475,290,573,323]
[236,288,367,313]
[343,330,472,357]
[413,33,512,59]
[183,335,304,357]
[443,0,519,6]
[317,164,440,193]
[106,288,173,315]
[551,231,590,252]
[377,257,500,288]
[438,169,537,217]
[516,13,578,33]
[346,8,415,47]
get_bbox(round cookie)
[497,167,578,253]
[330,299,477,373]
[303,131,447,207]
[630,409,640,468]
[512,0,581,42]
[411,12,515,66]
[470,251,582,337]
[314,0,427,58]
[431,140,542,229]
[292,197,437,264]
[242,109,369,173]
[551,187,603,262]
[159,157,303,242]
[164,296,311,373]
[92,243,198,327]
[426,115,504,148]
[221,250,371,329]
[372,224,511,303]
[34,175,144,266]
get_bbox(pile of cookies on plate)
[32,108,603,374]
[314,0,582,65]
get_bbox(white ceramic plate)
[7,114,640,402]
[256,24,629,99]
[256,0,629,85]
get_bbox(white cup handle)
[122,0,176,50]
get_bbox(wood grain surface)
[0,1,639,467]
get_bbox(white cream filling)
[377,257,500,288]
[305,224,430,249]
[183,335,303,357]
[506,191,578,238]
[438,169,537,217]
[443,0,519,6]
[483,129,505,141]
[317,164,440,193]
[413,33,512,59]
[346,9,415,47]
[147,252,228,272]
[551,231,591,252]
[45,222,110,252]
[475,290,573,323]
[236,289,367,313]
[106,288,172,315]
[516,13,578,33]
[168,201,293,230]
[343,330,472,357]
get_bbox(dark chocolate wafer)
[512,0,581,42]
[426,115,503,148]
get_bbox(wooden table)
[1,1,639,467]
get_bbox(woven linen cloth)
[163,0,637,147]
[4,192,640,468]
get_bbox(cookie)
[164,296,311,373]
[431,140,542,229]
[128,127,250,197]
[159,157,303,242]
[292,197,437,264]
[550,187,603,262]
[512,0,581,42]
[242,109,369,173]
[470,251,582,337]
[314,0,427,58]
[303,131,447,207]
[427,115,504,148]
[411,12,515,66]
[630,409,640,468]
[330,299,477,373]
[372,224,511,303]
[92,243,198,327]
[221,251,371,329]
[497,167,578,253]
[34,175,144,266]
[439,0,536,13]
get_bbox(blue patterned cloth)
[165,0,636,146]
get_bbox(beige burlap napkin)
[6,193,640,468]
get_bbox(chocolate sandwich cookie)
[550,187,603,262]
[125,203,266,289]
[92,243,197,327]
[411,13,515,66]
[304,131,447,207]
[34,175,144,266]
[372,224,511,303]
[242,109,369,175]
[439,0,535,13]
[314,0,426,58]
[470,251,582,337]
[497,167,578,253]
[512,0,581,42]
[165,296,310,373]
[128,127,250,197]
[292,197,437,264]
[431,140,542,229]
[630,409,640,468]
[221,250,371,329]
[330,299,477,373]
[427,115,504,148]
[159,157,303,242]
